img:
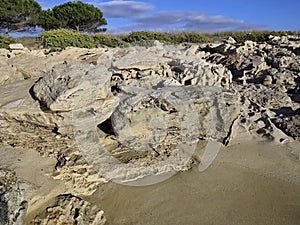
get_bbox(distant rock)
[9,43,24,50]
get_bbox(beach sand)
[88,141,300,225]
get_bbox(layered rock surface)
[0,35,299,224]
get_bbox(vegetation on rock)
[0,34,15,48]
[39,29,96,49]
[92,33,126,48]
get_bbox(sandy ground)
[0,147,66,224]
[0,140,299,224]
[88,141,300,225]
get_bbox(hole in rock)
[97,118,116,136]
[74,208,80,219]
[111,85,121,94]
[52,127,61,135]
[184,79,192,85]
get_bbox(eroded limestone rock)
[32,61,115,112]
[111,44,232,88]
[0,60,23,85]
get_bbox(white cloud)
[97,1,154,18]
[106,10,260,33]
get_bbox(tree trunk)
[75,25,80,32]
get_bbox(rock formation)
[0,35,299,223]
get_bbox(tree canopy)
[31,1,107,33]
[0,0,42,33]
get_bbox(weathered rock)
[0,79,67,151]
[0,49,10,57]
[111,44,232,88]
[75,85,240,184]
[271,108,300,140]
[33,194,106,225]
[32,61,116,113]
[0,60,23,85]
[114,85,239,143]
[0,77,109,196]
[0,169,27,225]
[112,46,172,71]
[52,152,108,196]
[226,36,236,44]
[230,84,297,143]
[3,47,108,83]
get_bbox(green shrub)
[92,34,126,47]
[123,31,173,43]
[122,31,210,44]
[33,29,300,49]
[171,32,209,43]
[39,29,96,49]
[0,35,15,49]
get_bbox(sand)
[88,141,300,225]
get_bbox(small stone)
[226,36,236,44]
[9,43,24,50]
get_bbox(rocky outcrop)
[28,44,237,184]
[72,85,239,184]
[199,35,300,140]
[201,36,300,93]
[0,35,300,222]
[110,42,232,88]
[0,77,108,197]
[0,47,109,85]
[0,169,27,225]
[0,79,68,154]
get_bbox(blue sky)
[38,0,300,33]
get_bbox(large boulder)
[32,60,115,113]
